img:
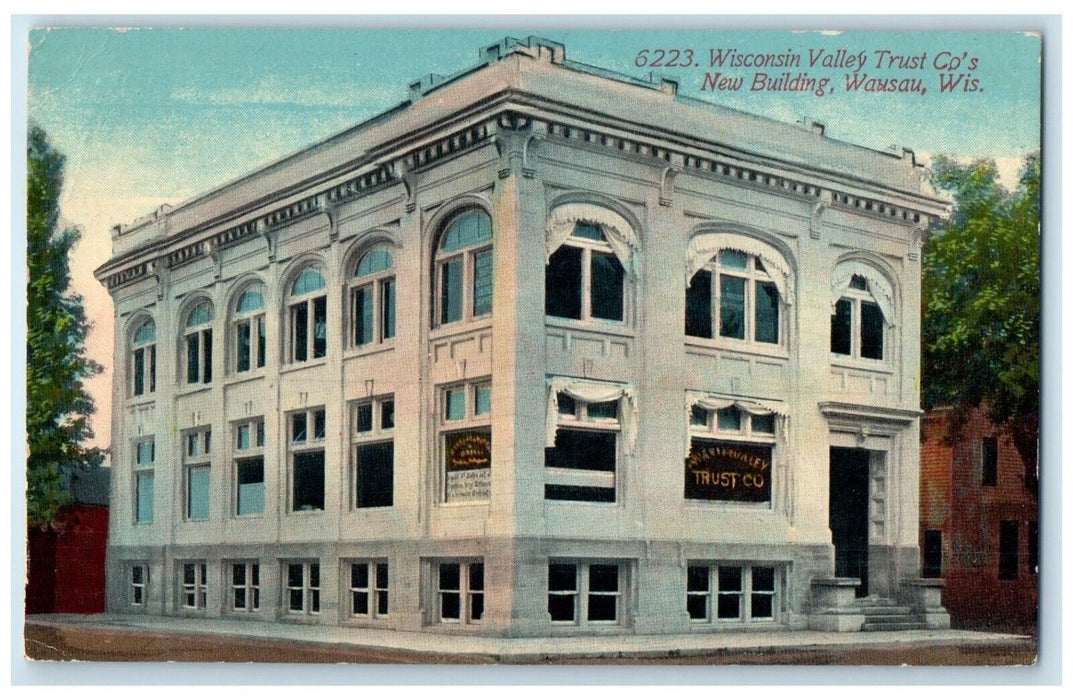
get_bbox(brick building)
[920,407,1038,629]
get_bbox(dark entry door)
[829,447,870,596]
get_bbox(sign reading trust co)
[685,440,772,502]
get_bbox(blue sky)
[25,27,1042,448]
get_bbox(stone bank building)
[95,37,949,635]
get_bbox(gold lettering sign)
[685,439,772,502]
[445,431,492,472]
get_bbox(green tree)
[922,153,1040,475]
[26,124,103,527]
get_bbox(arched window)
[434,210,493,326]
[350,248,396,347]
[685,234,792,347]
[130,318,156,397]
[183,300,214,385]
[287,266,327,363]
[830,262,894,361]
[233,284,266,372]
[545,222,625,322]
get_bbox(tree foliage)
[26,124,103,527]
[922,154,1040,474]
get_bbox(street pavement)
[24,612,1034,664]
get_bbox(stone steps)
[854,597,926,632]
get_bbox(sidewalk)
[25,612,1033,662]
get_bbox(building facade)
[94,37,948,636]
[920,407,1038,629]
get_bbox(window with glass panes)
[234,417,265,516]
[547,562,626,625]
[831,275,884,360]
[233,285,266,372]
[134,438,155,524]
[434,210,492,326]
[686,250,781,345]
[545,222,626,323]
[349,561,389,619]
[289,408,326,512]
[351,396,394,508]
[440,380,492,503]
[687,564,777,623]
[545,393,621,503]
[285,561,320,615]
[183,300,213,385]
[436,561,484,624]
[350,248,396,348]
[686,402,776,503]
[130,319,156,397]
[230,561,260,612]
[180,561,208,610]
[130,564,148,606]
[182,427,211,521]
[287,267,327,363]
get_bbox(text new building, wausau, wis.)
[94,36,950,636]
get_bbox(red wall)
[26,504,109,614]
[920,408,1038,628]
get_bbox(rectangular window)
[687,563,778,623]
[353,285,374,346]
[381,279,396,340]
[440,381,492,504]
[181,561,208,610]
[231,562,260,612]
[312,296,327,358]
[131,564,147,606]
[719,275,746,340]
[437,561,483,624]
[133,347,146,396]
[290,409,325,512]
[291,302,308,362]
[590,251,624,321]
[236,319,252,372]
[831,298,852,355]
[285,561,320,615]
[472,249,494,317]
[186,466,210,521]
[754,281,779,344]
[685,269,712,338]
[860,302,884,359]
[687,404,777,504]
[999,520,1019,580]
[441,258,463,324]
[982,436,998,486]
[293,452,325,511]
[547,561,625,625]
[135,471,154,524]
[236,458,265,516]
[183,428,211,522]
[349,562,389,619]
[352,396,394,509]
[545,246,583,319]
[922,529,943,578]
[545,392,621,503]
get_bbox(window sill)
[175,383,213,399]
[125,395,157,408]
[830,357,893,374]
[226,369,267,386]
[233,512,265,520]
[546,318,634,339]
[288,508,326,516]
[344,342,396,361]
[280,358,329,375]
[430,318,492,343]
[685,337,788,362]
[682,499,774,511]
[437,500,491,508]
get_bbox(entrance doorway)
[829,447,870,596]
